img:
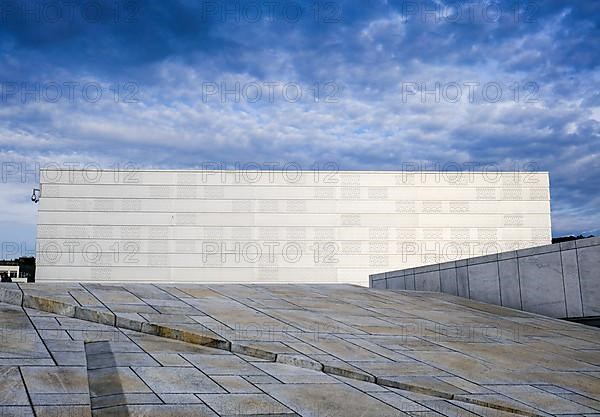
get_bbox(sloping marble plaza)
[1,283,599,416]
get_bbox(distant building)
[0,258,35,282]
[0,263,20,282]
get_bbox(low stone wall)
[370,237,600,319]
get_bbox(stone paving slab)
[0,367,30,406]
[1,283,600,416]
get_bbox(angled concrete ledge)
[371,237,600,319]
[576,237,599,248]
[22,293,76,317]
[467,253,498,266]
[115,315,144,332]
[454,395,545,417]
[517,243,560,257]
[322,364,375,383]
[74,306,116,327]
[230,343,277,361]
[438,261,456,271]
[153,325,230,350]
[276,354,323,371]
[416,263,439,273]
[376,376,454,399]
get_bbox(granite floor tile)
[424,400,521,417]
[92,404,219,417]
[133,367,225,394]
[88,367,152,397]
[85,341,143,355]
[369,391,430,413]
[150,353,193,367]
[243,375,281,385]
[91,393,162,409]
[87,290,145,305]
[556,393,600,411]
[124,331,227,355]
[332,375,389,392]
[252,362,337,384]
[21,366,88,395]
[0,406,34,417]
[87,352,160,369]
[183,353,263,376]
[34,405,92,417]
[211,376,262,393]
[0,367,30,406]
[490,385,598,414]
[198,393,293,416]
[258,382,411,417]
[52,350,87,366]
[158,393,203,404]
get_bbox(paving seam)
[17,366,38,417]
[0,286,546,417]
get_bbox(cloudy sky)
[1,0,599,255]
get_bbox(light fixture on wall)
[31,188,41,203]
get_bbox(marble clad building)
[35,169,551,285]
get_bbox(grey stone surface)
[86,352,160,369]
[371,238,600,319]
[183,353,262,376]
[518,243,560,257]
[199,393,293,416]
[467,262,501,305]
[0,286,22,306]
[133,367,225,394]
[439,268,458,296]
[388,276,405,290]
[415,271,441,292]
[405,271,416,290]
[576,236,600,248]
[88,367,152,397]
[22,294,76,317]
[467,253,498,266]
[3,282,600,417]
[561,249,583,318]
[74,306,115,326]
[560,240,577,250]
[0,303,53,361]
[34,405,92,416]
[577,245,600,316]
[115,315,144,332]
[276,354,323,371]
[0,367,30,406]
[93,404,219,417]
[456,266,469,298]
[259,382,408,417]
[91,393,162,409]
[498,258,521,310]
[21,367,89,406]
[419,264,440,273]
[519,253,567,317]
[211,376,261,394]
[438,261,455,271]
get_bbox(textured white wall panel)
[36,170,551,285]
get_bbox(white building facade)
[0,265,20,282]
[36,169,551,285]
